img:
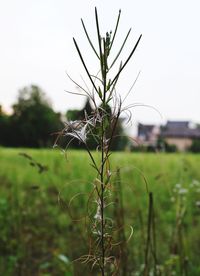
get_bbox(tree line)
[0,85,128,150]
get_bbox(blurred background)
[0,0,200,130]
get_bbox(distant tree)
[164,141,177,153]
[66,98,93,121]
[0,105,10,146]
[66,109,80,121]
[10,85,63,147]
[190,139,200,153]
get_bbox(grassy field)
[0,147,200,275]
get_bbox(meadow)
[0,147,200,275]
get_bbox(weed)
[56,7,141,275]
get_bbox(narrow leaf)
[73,38,98,93]
[109,28,131,70]
[110,34,142,86]
[81,19,100,59]
[95,7,103,74]
[110,9,121,51]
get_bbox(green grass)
[0,147,200,275]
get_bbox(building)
[136,121,200,151]
[137,123,160,147]
[161,121,200,151]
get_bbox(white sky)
[0,0,200,130]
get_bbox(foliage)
[0,85,63,148]
[190,139,200,153]
[0,106,10,146]
[164,142,177,153]
[66,98,93,122]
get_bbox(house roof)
[138,123,155,136]
[162,129,200,138]
[161,121,200,138]
[165,121,190,129]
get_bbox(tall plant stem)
[100,146,105,275]
[68,8,142,274]
[144,192,158,276]
[144,192,153,276]
[100,110,105,275]
[100,52,107,276]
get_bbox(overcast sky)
[0,0,200,130]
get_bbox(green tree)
[0,105,10,146]
[10,85,62,147]
[190,139,200,153]
[66,98,93,121]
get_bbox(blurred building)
[136,121,200,151]
[137,123,160,147]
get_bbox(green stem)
[99,36,108,276]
